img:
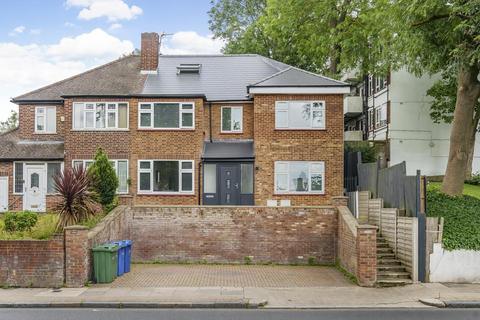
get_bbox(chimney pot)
[141,32,159,74]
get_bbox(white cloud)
[30,29,41,35]
[8,25,26,36]
[109,23,122,31]
[161,32,224,55]
[0,28,134,121]
[66,0,143,21]
[64,22,76,27]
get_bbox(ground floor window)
[138,160,194,194]
[13,162,63,194]
[274,161,325,194]
[72,159,129,194]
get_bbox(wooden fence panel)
[368,198,383,227]
[380,208,397,252]
[358,191,370,224]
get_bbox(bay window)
[138,160,194,194]
[138,102,194,129]
[73,102,128,130]
[73,159,129,194]
[275,101,325,129]
[274,161,325,194]
[35,106,56,133]
[221,106,243,132]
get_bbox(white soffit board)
[249,86,351,94]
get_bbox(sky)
[0,0,224,121]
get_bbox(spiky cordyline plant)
[53,165,98,231]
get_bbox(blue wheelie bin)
[124,240,132,273]
[110,241,126,276]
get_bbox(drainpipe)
[198,161,202,205]
[208,102,213,143]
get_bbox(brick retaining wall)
[130,206,337,265]
[0,234,64,287]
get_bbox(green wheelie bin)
[92,243,119,283]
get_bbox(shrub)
[4,211,38,232]
[465,172,480,186]
[344,141,377,163]
[427,185,480,250]
[53,165,97,231]
[88,148,119,208]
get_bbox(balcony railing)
[344,130,364,141]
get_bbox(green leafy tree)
[88,148,118,208]
[428,70,480,179]
[0,110,18,132]
[384,0,480,195]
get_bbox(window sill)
[274,128,326,131]
[274,192,325,196]
[71,129,130,132]
[34,132,57,135]
[137,192,195,196]
[220,131,244,134]
[137,128,195,131]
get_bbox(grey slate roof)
[203,141,254,160]
[13,55,146,102]
[142,55,292,101]
[0,129,64,160]
[249,67,349,87]
[13,54,348,103]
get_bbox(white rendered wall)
[388,69,480,176]
[429,243,480,283]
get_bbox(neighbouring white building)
[343,68,480,176]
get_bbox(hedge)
[427,185,480,250]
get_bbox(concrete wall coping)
[64,225,88,230]
[337,206,358,237]
[131,205,336,209]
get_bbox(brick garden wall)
[0,234,64,287]
[130,205,337,265]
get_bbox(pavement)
[1,264,480,309]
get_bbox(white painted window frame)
[274,161,325,195]
[137,160,194,195]
[72,159,129,194]
[72,102,129,131]
[35,106,56,134]
[13,161,64,195]
[221,106,243,133]
[274,101,326,130]
[137,102,195,130]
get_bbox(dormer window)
[177,64,201,75]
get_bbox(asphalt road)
[1,308,480,320]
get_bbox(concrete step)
[376,278,413,287]
[376,247,394,253]
[377,252,396,259]
[377,258,401,265]
[376,242,390,248]
[377,271,411,279]
[377,265,407,272]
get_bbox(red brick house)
[0,32,350,212]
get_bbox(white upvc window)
[221,106,243,133]
[138,160,194,194]
[274,161,325,194]
[35,106,56,133]
[72,159,129,194]
[138,102,194,129]
[275,101,325,130]
[375,104,387,128]
[73,102,128,130]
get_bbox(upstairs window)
[375,104,387,128]
[73,102,128,130]
[138,102,194,129]
[275,101,325,129]
[35,106,56,133]
[221,106,243,133]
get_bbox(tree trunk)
[465,116,479,179]
[442,65,480,195]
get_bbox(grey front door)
[219,164,240,205]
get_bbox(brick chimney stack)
[141,32,159,74]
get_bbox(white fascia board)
[249,86,351,95]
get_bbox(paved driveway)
[100,264,354,288]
